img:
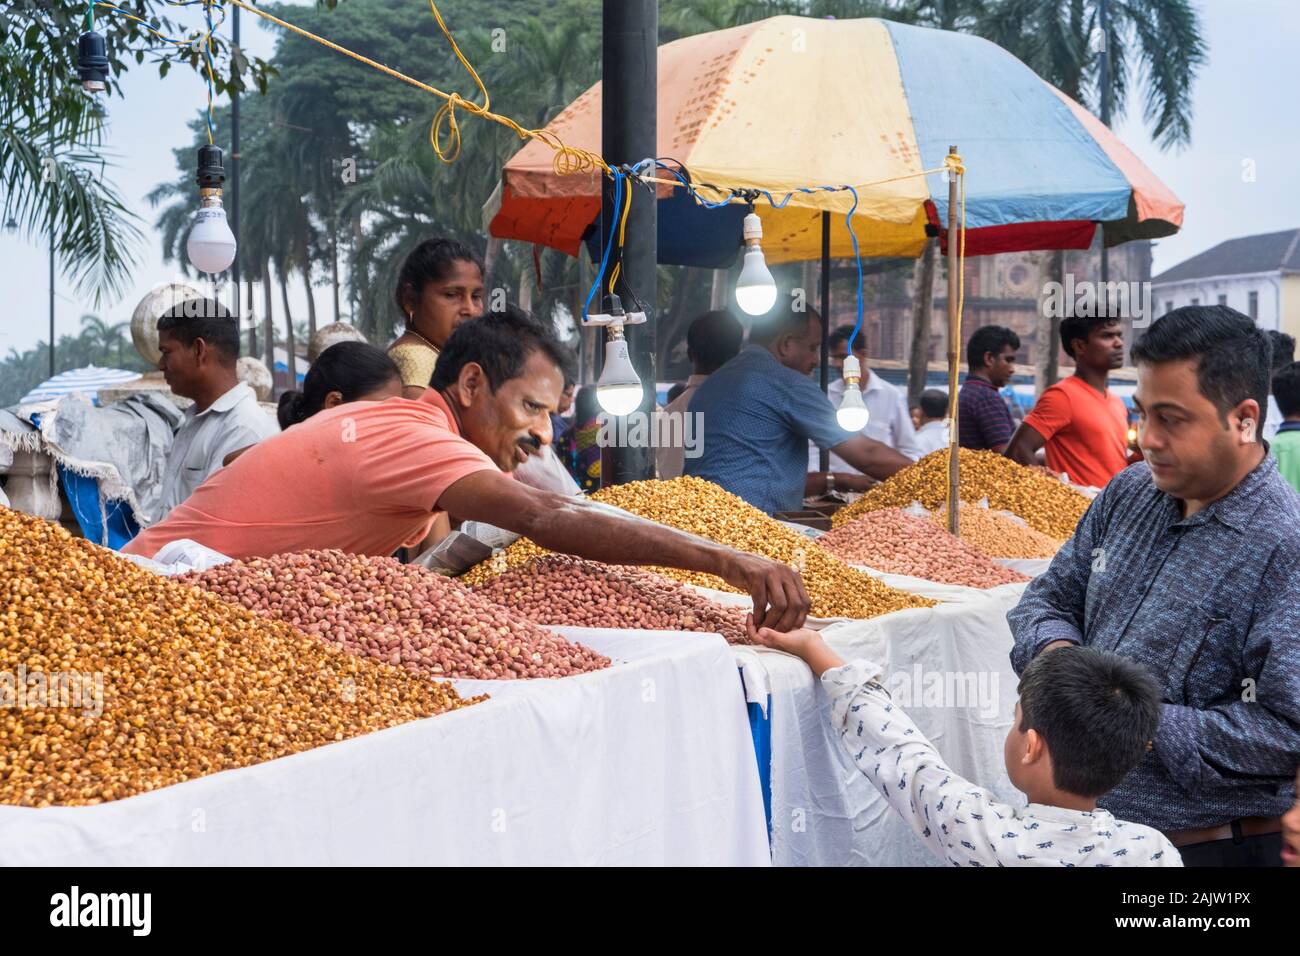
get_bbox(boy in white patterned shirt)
[746,617,1182,867]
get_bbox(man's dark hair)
[1059,315,1119,361]
[1131,305,1271,426]
[966,325,1020,371]
[1017,646,1162,798]
[749,300,819,347]
[1273,361,1300,419]
[686,309,744,373]
[1267,330,1295,374]
[394,237,484,321]
[155,298,239,364]
[919,388,948,420]
[430,305,574,391]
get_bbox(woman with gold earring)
[388,238,487,398]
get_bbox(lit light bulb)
[734,212,777,316]
[187,145,237,275]
[596,334,642,415]
[1126,426,1138,444]
[836,355,871,431]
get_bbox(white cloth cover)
[0,629,769,866]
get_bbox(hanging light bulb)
[836,354,871,431]
[594,295,643,415]
[76,30,110,94]
[734,212,777,316]
[187,145,237,275]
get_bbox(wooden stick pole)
[946,146,961,536]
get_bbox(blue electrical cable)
[843,184,864,352]
[582,168,623,323]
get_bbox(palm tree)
[975,0,1204,386]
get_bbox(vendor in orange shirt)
[1005,315,1136,488]
[126,307,810,630]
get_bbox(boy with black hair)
[1263,329,1295,443]
[913,388,950,456]
[156,298,278,515]
[657,309,744,479]
[1269,360,1300,492]
[1006,315,1131,487]
[745,617,1180,867]
[1010,305,1300,867]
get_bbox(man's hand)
[722,551,811,632]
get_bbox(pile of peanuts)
[0,508,479,807]
[832,448,1090,540]
[932,503,1062,559]
[184,550,610,680]
[471,554,751,643]
[819,508,1030,588]
[464,476,933,620]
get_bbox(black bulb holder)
[76,31,109,93]
[195,145,226,190]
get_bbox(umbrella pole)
[819,211,831,474]
[946,145,961,537]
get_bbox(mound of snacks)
[819,508,1030,588]
[831,448,1090,540]
[464,477,934,620]
[472,554,751,643]
[932,503,1062,559]
[184,550,610,680]
[0,508,478,807]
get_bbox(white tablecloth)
[0,629,769,866]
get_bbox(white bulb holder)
[836,355,870,431]
[734,213,777,316]
[596,335,642,416]
[187,191,237,275]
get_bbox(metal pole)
[819,211,831,474]
[1098,0,1110,287]
[946,146,961,536]
[231,6,243,342]
[48,70,55,378]
[599,0,657,485]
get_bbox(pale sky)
[2,0,1297,357]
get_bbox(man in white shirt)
[809,325,922,474]
[913,388,951,457]
[746,618,1182,868]
[656,309,743,478]
[1264,330,1295,443]
[156,299,279,515]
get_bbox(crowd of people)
[109,232,1299,870]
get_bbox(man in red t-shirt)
[1006,316,1134,488]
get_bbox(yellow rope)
[607,175,633,295]
[223,0,609,176]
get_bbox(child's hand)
[745,614,819,655]
[745,615,847,677]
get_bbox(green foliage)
[0,314,152,408]
[1,1,278,303]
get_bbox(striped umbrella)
[19,366,143,406]
[486,15,1182,265]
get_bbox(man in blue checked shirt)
[685,302,911,514]
[1008,305,1300,867]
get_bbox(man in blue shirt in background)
[1008,305,1300,867]
[686,301,910,514]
